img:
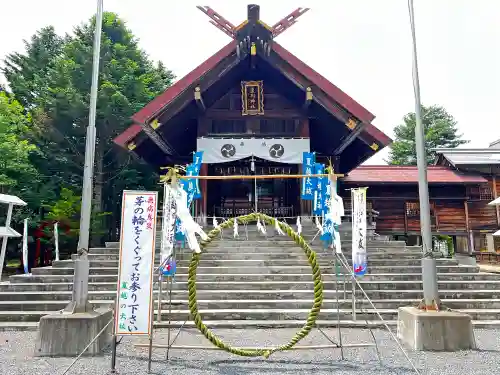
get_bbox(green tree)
[0,92,40,205]
[3,13,174,242]
[387,105,469,165]
[3,26,66,108]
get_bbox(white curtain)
[197,137,310,164]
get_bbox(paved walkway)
[2,328,500,375]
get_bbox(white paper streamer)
[274,218,285,235]
[296,216,302,235]
[213,215,219,229]
[173,185,208,253]
[256,218,266,235]
[22,219,28,274]
[54,222,60,261]
[315,216,324,235]
[233,218,239,238]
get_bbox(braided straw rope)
[187,212,324,358]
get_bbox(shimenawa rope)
[187,212,324,358]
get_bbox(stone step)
[4,279,500,292]
[2,307,500,323]
[0,286,498,300]
[51,258,458,269]
[11,271,496,285]
[88,247,419,257]
[3,298,500,312]
[103,239,410,249]
[25,264,479,277]
[78,251,425,261]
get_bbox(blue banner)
[313,163,325,216]
[192,151,203,199]
[301,152,315,200]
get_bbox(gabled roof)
[114,41,391,149]
[433,147,500,166]
[344,165,487,184]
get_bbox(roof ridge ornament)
[197,5,310,57]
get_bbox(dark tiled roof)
[344,165,487,184]
[114,42,391,148]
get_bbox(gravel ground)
[1,328,499,375]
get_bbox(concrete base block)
[36,308,113,357]
[397,306,476,351]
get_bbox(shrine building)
[115,4,499,256]
[114,4,392,219]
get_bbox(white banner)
[54,222,60,262]
[160,184,177,266]
[351,188,367,277]
[115,191,158,336]
[22,219,28,274]
[197,137,309,164]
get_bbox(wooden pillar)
[200,163,208,217]
[493,176,500,226]
[299,118,310,216]
[464,200,472,254]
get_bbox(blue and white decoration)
[301,152,315,200]
[352,187,368,277]
[312,163,325,216]
[320,177,344,251]
[174,152,204,241]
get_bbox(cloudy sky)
[1,0,499,164]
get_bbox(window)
[211,120,246,134]
[467,185,494,200]
[405,202,420,218]
[260,119,297,134]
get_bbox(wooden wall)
[340,183,486,235]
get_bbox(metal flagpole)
[408,0,440,309]
[65,0,104,314]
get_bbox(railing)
[472,251,500,264]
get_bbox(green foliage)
[1,12,173,244]
[387,105,469,165]
[0,92,41,208]
[44,187,111,247]
[435,234,454,258]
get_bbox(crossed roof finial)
[196,5,310,40]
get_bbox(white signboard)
[351,188,367,277]
[115,191,158,336]
[197,137,309,164]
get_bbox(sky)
[1,0,499,164]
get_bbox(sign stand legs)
[110,316,118,373]
[166,275,173,360]
[334,254,344,360]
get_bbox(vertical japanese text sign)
[115,191,158,335]
[351,188,368,277]
[301,152,315,200]
[313,163,325,215]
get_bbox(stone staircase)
[1,223,500,331]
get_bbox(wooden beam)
[333,118,365,155]
[264,52,374,149]
[205,109,305,119]
[464,200,470,232]
[194,87,206,112]
[153,53,240,129]
[272,8,310,38]
[302,86,313,109]
[197,6,235,38]
[141,121,177,155]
